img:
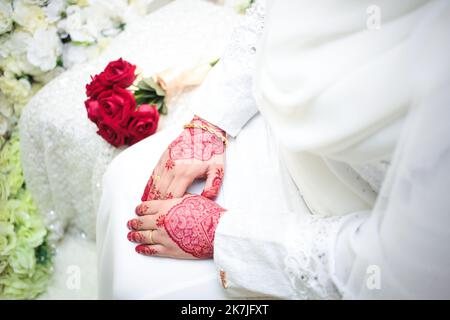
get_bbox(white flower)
[128,0,154,16]
[72,0,89,7]
[83,0,125,37]
[44,0,68,23]
[27,27,63,71]
[58,1,128,43]
[0,1,13,35]
[21,0,48,5]
[0,113,9,136]
[57,5,95,43]
[0,75,32,109]
[12,0,48,32]
[61,42,99,68]
[0,92,14,119]
[0,54,43,77]
[222,0,253,14]
[0,31,32,58]
[32,66,64,83]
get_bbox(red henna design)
[136,204,149,216]
[165,158,175,170]
[220,269,228,289]
[201,168,224,199]
[163,196,225,259]
[168,117,225,162]
[127,219,143,230]
[153,189,161,200]
[141,174,154,201]
[136,245,157,256]
[156,214,166,228]
[165,192,173,200]
[127,231,146,243]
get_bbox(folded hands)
[127,116,227,259]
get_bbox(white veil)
[339,0,450,298]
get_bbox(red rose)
[84,98,102,124]
[97,86,136,127]
[85,74,106,99]
[96,117,127,147]
[127,104,159,145]
[100,58,136,88]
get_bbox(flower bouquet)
[85,58,218,147]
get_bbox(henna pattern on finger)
[127,220,133,230]
[201,168,224,199]
[135,203,150,216]
[168,117,225,162]
[127,231,146,243]
[136,245,157,256]
[141,175,154,201]
[127,219,143,230]
[153,189,161,200]
[163,196,225,259]
[156,214,166,228]
[165,158,175,170]
[165,192,173,200]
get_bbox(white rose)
[44,0,68,23]
[62,42,99,68]
[12,0,48,32]
[58,5,95,43]
[8,244,36,276]
[27,27,63,71]
[0,31,32,58]
[0,54,44,77]
[0,113,9,136]
[128,0,154,16]
[222,0,253,14]
[0,1,13,35]
[93,0,128,25]
[73,0,89,7]
[0,92,14,119]
[32,66,65,83]
[83,2,120,38]
[22,0,48,5]
[0,75,32,108]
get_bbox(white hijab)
[253,0,442,216]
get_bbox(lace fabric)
[284,215,342,299]
[220,0,265,123]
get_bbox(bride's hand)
[126,195,226,259]
[141,116,226,201]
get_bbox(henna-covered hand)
[141,116,226,201]
[127,195,226,259]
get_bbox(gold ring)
[148,230,154,245]
[154,175,161,182]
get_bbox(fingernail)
[135,244,144,254]
[127,231,134,242]
[127,220,133,230]
[135,205,144,215]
